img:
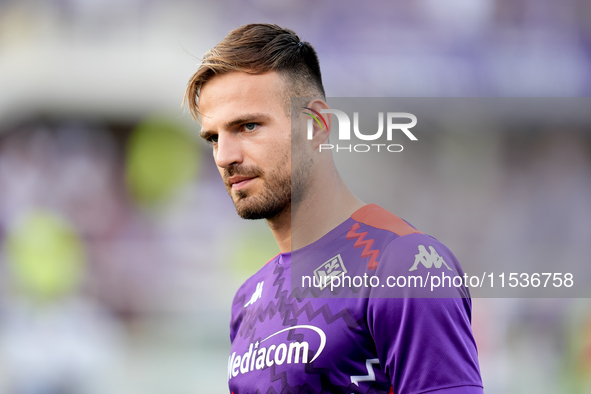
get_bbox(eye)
[243,123,258,131]
[206,134,218,144]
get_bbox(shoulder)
[350,204,460,274]
[231,254,279,310]
[349,204,468,298]
[350,203,422,238]
[229,254,280,336]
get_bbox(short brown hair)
[183,23,326,120]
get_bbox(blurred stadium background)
[0,0,590,393]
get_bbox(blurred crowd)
[0,119,248,393]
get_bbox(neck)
[266,167,364,253]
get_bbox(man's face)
[199,71,304,219]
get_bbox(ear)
[302,99,332,149]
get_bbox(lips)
[228,176,257,191]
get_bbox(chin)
[234,200,288,220]
[235,205,267,220]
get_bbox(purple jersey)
[228,204,483,394]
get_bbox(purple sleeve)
[229,283,247,343]
[367,234,483,393]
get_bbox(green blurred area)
[126,117,200,206]
[5,210,85,300]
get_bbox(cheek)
[217,165,225,178]
[263,131,291,157]
[260,142,290,176]
[279,137,293,164]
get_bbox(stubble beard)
[224,150,312,220]
[228,164,290,220]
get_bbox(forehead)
[198,71,288,129]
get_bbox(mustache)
[223,164,263,180]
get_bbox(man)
[185,24,483,394]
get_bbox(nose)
[214,132,243,169]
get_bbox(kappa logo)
[244,281,264,307]
[313,254,347,290]
[409,245,452,272]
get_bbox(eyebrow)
[199,113,271,140]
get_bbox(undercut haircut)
[183,23,326,120]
